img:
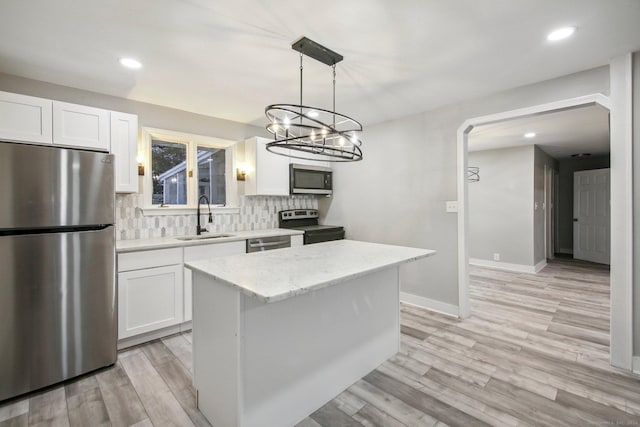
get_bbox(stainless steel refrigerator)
[0,142,116,401]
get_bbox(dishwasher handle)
[246,236,292,253]
[248,240,289,248]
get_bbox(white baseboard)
[469,258,542,274]
[633,356,640,375]
[400,292,459,318]
[558,248,574,255]
[534,259,547,273]
[117,321,192,350]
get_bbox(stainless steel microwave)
[290,163,333,195]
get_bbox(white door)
[573,168,610,264]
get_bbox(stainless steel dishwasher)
[246,235,291,252]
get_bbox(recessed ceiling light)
[571,153,591,158]
[119,57,142,69]
[524,132,536,138]
[547,27,576,41]
[307,110,319,118]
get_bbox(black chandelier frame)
[265,37,363,162]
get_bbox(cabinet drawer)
[118,247,183,272]
[184,240,245,261]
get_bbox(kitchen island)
[186,239,435,427]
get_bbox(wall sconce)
[236,166,247,181]
[136,153,145,176]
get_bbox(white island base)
[189,240,435,427]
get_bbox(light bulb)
[119,58,142,69]
[321,127,328,136]
[339,136,345,147]
[307,110,319,118]
[283,116,290,129]
[547,27,575,41]
[310,130,316,141]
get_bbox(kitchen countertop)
[185,239,436,303]
[116,228,304,253]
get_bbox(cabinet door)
[111,111,139,193]
[118,264,184,339]
[183,240,245,322]
[245,137,290,196]
[0,91,52,144]
[291,234,304,247]
[53,101,110,151]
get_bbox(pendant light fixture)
[265,37,363,162]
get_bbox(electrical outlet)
[493,253,500,261]
[445,201,458,213]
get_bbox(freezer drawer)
[0,226,116,401]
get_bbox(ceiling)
[0,1,639,128]
[468,104,610,159]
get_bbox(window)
[142,127,237,209]
[152,140,187,205]
[197,146,226,205]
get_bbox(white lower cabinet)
[117,247,184,344]
[118,264,184,339]
[117,236,292,347]
[291,234,303,246]
[183,241,245,322]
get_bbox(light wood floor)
[2,258,639,426]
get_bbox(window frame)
[141,127,238,214]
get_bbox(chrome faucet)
[197,194,213,235]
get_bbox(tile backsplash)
[115,193,318,240]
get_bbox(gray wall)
[320,66,609,306]
[0,72,265,141]
[556,155,610,254]
[468,146,534,266]
[534,147,558,265]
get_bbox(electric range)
[278,209,345,244]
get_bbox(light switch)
[446,201,458,213]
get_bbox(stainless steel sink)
[175,234,234,241]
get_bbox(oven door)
[290,164,332,195]
[304,229,345,245]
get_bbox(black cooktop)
[278,209,344,244]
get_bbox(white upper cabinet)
[244,137,290,196]
[53,101,110,151]
[111,111,139,193]
[289,154,330,169]
[0,91,53,144]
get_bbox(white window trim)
[140,127,239,213]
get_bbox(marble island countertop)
[185,239,436,303]
[116,228,304,253]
